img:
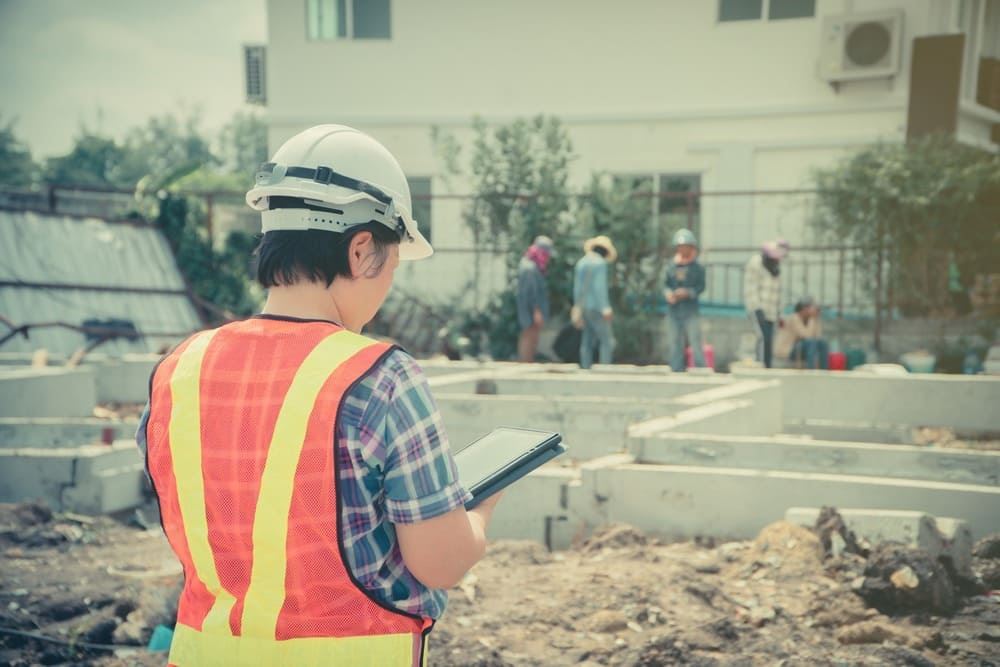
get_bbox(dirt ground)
[1,504,998,667]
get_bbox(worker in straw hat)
[137,125,499,666]
[572,234,617,368]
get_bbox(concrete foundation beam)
[90,355,158,404]
[785,507,973,577]
[0,442,145,514]
[0,367,96,418]
[0,419,138,448]
[436,394,676,460]
[488,374,729,399]
[581,463,1000,542]
[731,369,1000,432]
[487,466,579,550]
[629,434,1000,487]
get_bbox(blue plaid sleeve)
[376,351,472,524]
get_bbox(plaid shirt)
[137,348,470,620]
[743,253,782,321]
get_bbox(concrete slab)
[731,369,1000,432]
[627,380,783,438]
[580,463,1000,541]
[629,434,1000,486]
[0,367,96,418]
[785,507,973,577]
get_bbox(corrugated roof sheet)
[0,210,202,355]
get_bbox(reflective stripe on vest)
[148,322,429,667]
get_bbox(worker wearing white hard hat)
[141,125,498,666]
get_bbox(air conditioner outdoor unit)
[819,10,903,84]
[244,44,267,105]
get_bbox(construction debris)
[3,504,1000,666]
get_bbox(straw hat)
[583,235,618,262]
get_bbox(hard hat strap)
[256,162,394,207]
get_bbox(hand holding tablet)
[454,427,566,509]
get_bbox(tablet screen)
[454,427,558,490]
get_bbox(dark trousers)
[749,310,775,368]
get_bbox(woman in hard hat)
[744,239,790,368]
[138,125,499,667]
[663,228,707,371]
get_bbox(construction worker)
[744,239,790,368]
[572,235,617,369]
[663,229,706,371]
[137,125,499,666]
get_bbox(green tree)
[576,175,673,363]
[43,132,130,187]
[119,112,215,188]
[434,115,577,359]
[0,118,38,187]
[218,111,268,184]
[812,136,1000,318]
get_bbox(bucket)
[828,351,847,371]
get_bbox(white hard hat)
[246,125,432,261]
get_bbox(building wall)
[263,0,993,307]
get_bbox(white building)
[258,0,999,308]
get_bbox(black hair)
[254,222,400,288]
[592,245,609,258]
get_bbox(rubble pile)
[1,503,998,666]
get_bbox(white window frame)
[717,0,816,24]
[306,0,391,41]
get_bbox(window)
[307,0,391,40]
[718,0,814,22]
[958,0,1000,106]
[407,177,432,243]
[611,173,702,240]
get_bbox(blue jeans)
[791,338,829,369]
[666,311,705,371]
[580,310,613,369]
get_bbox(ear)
[347,230,374,278]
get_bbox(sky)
[0,0,267,159]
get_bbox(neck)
[261,283,351,330]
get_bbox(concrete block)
[583,463,1000,542]
[629,434,1000,486]
[0,449,75,509]
[0,418,138,448]
[785,507,973,577]
[0,367,96,418]
[487,466,578,549]
[731,369,1000,432]
[0,442,146,514]
[90,355,158,403]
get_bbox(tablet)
[454,427,566,509]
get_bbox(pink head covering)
[762,239,790,260]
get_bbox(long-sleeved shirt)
[743,253,782,321]
[775,313,824,359]
[573,251,611,313]
[664,259,705,316]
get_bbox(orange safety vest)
[145,317,432,667]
